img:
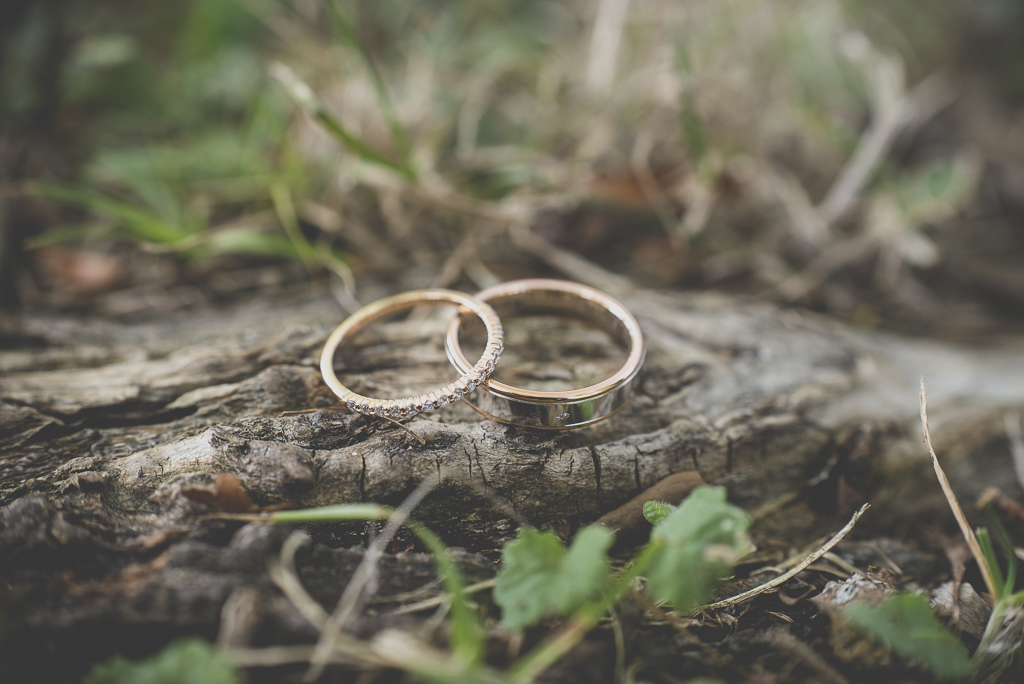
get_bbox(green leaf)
[494,528,567,631]
[324,0,412,164]
[976,528,1006,601]
[495,525,613,631]
[27,183,192,245]
[24,223,116,248]
[845,593,975,680]
[889,155,979,224]
[551,525,614,615]
[203,226,299,258]
[642,500,675,526]
[83,637,240,684]
[981,507,1019,600]
[269,62,416,182]
[645,486,752,613]
[405,521,485,665]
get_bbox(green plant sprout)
[199,484,750,683]
[837,383,1024,682]
[846,593,975,680]
[84,637,240,684]
[896,381,1024,683]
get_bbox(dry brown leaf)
[181,474,254,513]
[596,470,706,547]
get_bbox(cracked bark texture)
[3,287,1024,681]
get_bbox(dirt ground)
[4,1,1024,683]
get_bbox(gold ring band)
[321,289,504,418]
[445,279,645,429]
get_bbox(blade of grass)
[209,502,483,666]
[264,503,390,523]
[269,61,416,182]
[982,506,1018,598]
[304,482,434,682]
[920,378,998,598]
[201,225,301,259]
[407,520,484,666]
[24,223,116,248]
[269,180,321,276]
[324,0,413,167]
[977,529,1007,600]
[27,182,190,244]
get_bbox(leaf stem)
[509,542,663,684]
[324,0,414,166]
[270,180,321,276]
[269,61,417,182]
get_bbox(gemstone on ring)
[320,288,504,420]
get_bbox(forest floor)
[5,1,1024,683]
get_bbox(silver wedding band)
[445,279,645,429]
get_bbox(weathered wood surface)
[3,284,1024,679]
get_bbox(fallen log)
[3,286,1024,680]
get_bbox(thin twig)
[431,228,482,289]
[379,415,427,445]
[319,244,361,314]
[768,628,851,684]
[631,590,736,672]
[303,480,435,681]
[217,588,261,649]
[371,576,445,605]
[920,378,998,598]
[511,227,636,298]
[279,407,348,417]
[818,56,953,223]
[227,645,353,668]
[630,130,678,235]
[268,532,329,630]
[864,541,903,576]
[610,607,626,684]
[385,578,497,615]
[277,407,426,445]
[820,551,863,577]
[1003,412,1024,492]
[705,503,869,610]
[586,0,632,96]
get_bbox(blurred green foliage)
[5,0,1023,311]
[845,594,975,680]
[83,637,241,684]
[4,0,321,264]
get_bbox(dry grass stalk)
[920,378,998,598]
[304,480,435,681]
[705,503,869,610]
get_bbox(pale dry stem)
[705,503,869,610]
[1003,412,1024,492]
[303,480,435,681]
[768,628,851,684]
[920,378,998,598]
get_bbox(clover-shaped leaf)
[846,593,975,680]
[645,486,752,613]
[495,524,613,631]
[84,637,240,684]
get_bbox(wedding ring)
[321,289,503,418]
[445,279,644,429]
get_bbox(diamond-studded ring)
[320,289,503,419]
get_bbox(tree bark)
[3,286,1024,680]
